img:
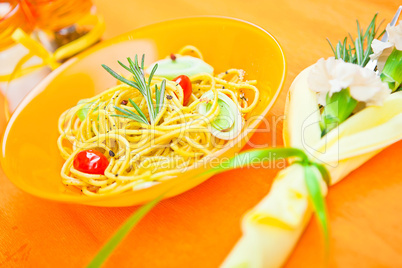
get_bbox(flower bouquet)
[221,11,402,268]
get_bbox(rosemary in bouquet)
[87,12,402,268]
[318,14,400,136]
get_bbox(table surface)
[1,0,402,267]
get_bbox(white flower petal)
[307,57,333,105]
[349,68,380,101]
[369,23,402,72]
[370,39,394,60]
[316,92,327,106]
[308,58,391,106]
[370,39,394,71]
[387,23,402,50]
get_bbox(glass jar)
[24,0,96,52]
[0,0,100,113]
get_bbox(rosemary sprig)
[102,55,166,125]
[327,14,385,67]
[110,102,149,125]
[320,14,386,136]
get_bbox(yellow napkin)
[221,67,402,268]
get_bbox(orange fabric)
[1,0,402,267]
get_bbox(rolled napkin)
[221,66,402,268]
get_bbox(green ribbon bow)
[88,147,330,267]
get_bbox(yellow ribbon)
[0,14,105,83]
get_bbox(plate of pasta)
[0,16,286,206]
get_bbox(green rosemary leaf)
[141,54,145,73]
[155,84,160,114]
[123,107,139,117]
[145,87,156,123]
[158,80,166,115]
[113,106,148,124]
[362,34,374,64]
[326,38,336,56]
[127,57,147,94]
[327,13,384,67]
[103,55,167,125]
[128,99,148,123]
[342,38,347,61]
[348,44,354,63]
[117,60,132,73]
[335,42,341,59]
[356,20,362,38]
[101,64,139,89]
[148,63,159,116]
[364,13,377,38]
[355,21,363,65]
[131,57,146,87]
[148,63,158,86]
[110,114,135,120]
[355,38,362,65]
[113,106,133,116]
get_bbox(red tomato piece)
[73,149,109,175]
[173,75,192,106]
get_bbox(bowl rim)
[1,15,287,203]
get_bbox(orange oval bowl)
[0,17,286,206]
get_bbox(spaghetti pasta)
[57,46,261,196]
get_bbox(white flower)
[370,40,394,71]
[370,23,402,71]
[387,22,402,50]
[308,57,391,106]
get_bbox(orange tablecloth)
[1,0,402,267]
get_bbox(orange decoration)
[0,0,33,51]
[24,0,93,31]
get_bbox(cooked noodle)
[57,46,261,196]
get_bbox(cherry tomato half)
[73,149,109,175]
[173,75,192,106]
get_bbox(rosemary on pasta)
[57,46,262,196]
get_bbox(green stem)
[87,195,164,268]
[320,89,358,136]
[380,48,402,92]
[304,165,329,252]
[145,89,156,124]
[87,148,330,267]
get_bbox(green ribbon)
[87,148,330,267]
[87,194,164,268]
